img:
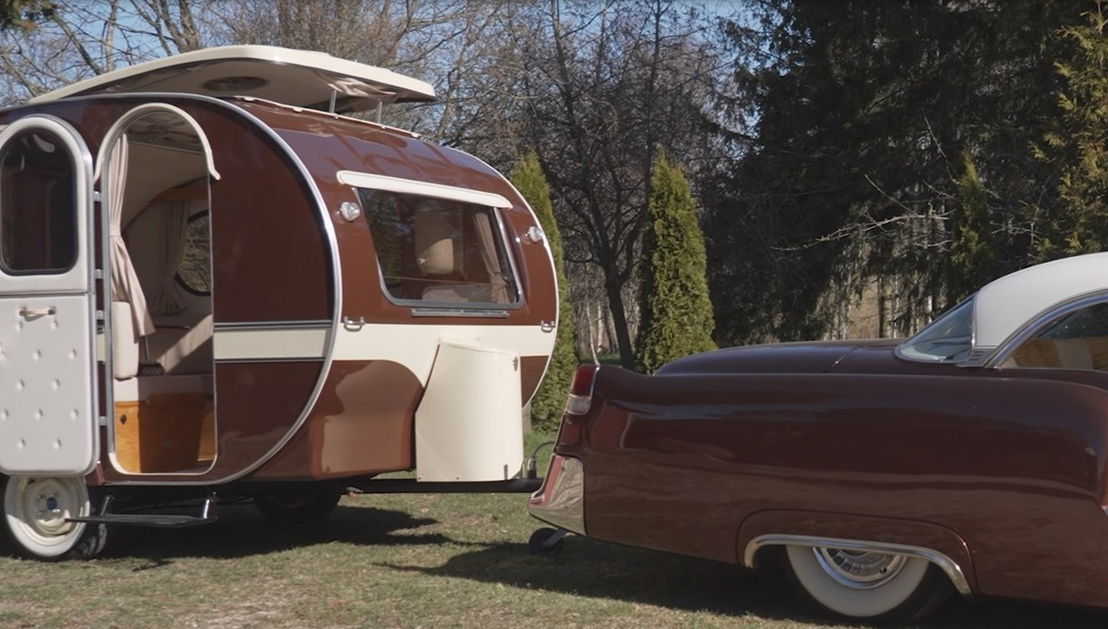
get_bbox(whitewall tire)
[2,475,107,560]
[783,544,953,625]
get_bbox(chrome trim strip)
[213,319,331,330]
[411,308,509,318]
[986,288,1108,369]
[743,534,973,596]
[62,93,341,486]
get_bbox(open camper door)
[0,116,98,476]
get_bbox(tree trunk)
[605,275,635,368]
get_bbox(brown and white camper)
[0,46,558,559]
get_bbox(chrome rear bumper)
[528,454,585,535]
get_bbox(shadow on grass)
[381,536,1108,629]
[93,503,451,563]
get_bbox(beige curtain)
[472,212,509,303]
[150,200,191,315]
[107,135,154,336]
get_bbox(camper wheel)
[253,490,343,523]
[1,475,107,560]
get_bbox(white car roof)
[27,45,435,113]
[974,251,1108,349]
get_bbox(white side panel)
[332,323,555,384]
[414,342,523,482]
[0,295,97,474]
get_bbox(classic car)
[529,251,1108,625]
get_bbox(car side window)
[1005,302,1108,370]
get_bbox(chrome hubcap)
[813,547,907,590]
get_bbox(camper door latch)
[540,320,555,333]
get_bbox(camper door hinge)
[94,268,103,280]
[98,415,107,427]
[95,310,104,320]
[93,190,101,203]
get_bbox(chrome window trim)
[985,288,1108,369]
[411,308,509,318]
[743,534,973,596]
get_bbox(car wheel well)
[742,534,972,597]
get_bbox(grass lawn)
[2,432,1105,629]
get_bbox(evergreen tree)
[947,151,998,306]
[1036,2,1108,260]
[710,1,1080,344]
[637,151,716,374]
[510,152,577,431]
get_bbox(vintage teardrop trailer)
[0,46,558,559]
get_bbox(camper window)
[357,189,519,307]
[0,130,77,274]
[176,210,211,296]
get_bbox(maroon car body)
[531,252,1108,624]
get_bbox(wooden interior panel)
[113,393,211,473]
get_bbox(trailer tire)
[1,475,108,560]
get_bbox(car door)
[0,115,98,476]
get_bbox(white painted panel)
[414,342,523,482]
[0,295,97,475]
[213,326,329,361]
[332,323,555,385]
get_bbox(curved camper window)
[356,188,520,308]
[898,297,975,363]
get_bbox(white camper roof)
[28,45,436,112]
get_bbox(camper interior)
[105,109,215,475]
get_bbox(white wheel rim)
[4,476,89,558]
[786,544,930,618]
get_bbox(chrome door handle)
[342,315,366,330]
[20,307,55,318]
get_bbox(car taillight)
[565,365,599,416]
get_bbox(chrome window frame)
[354,187,524,314]
[894,296,977,365]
